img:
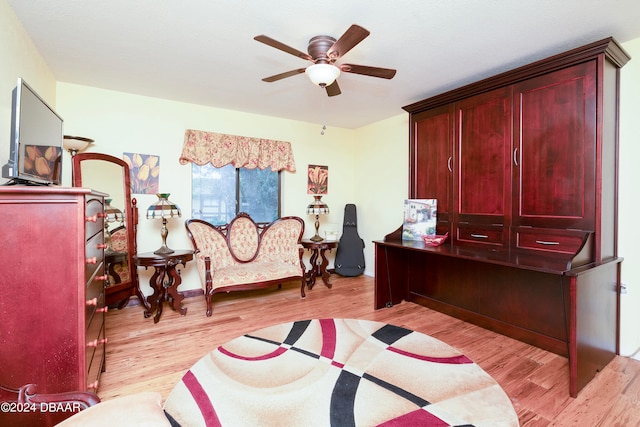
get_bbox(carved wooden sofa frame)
[185,213,306,316]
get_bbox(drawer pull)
[470,234,489,239]
[86,298,98,306]
[97,307,109,313]
[87,381,99,391]
[86,214,98,223]
[97,243,108,249]
[86,257,97,265]
[96,275,108,281]
[535,240,560,246]
[87,338,108,348]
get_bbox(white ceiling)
[7,0,640,129]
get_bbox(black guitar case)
[335,204,365,276]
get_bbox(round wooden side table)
[134,249,193,323]
[301,239,338,290]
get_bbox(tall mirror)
[72,153,142,309]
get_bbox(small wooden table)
[302,240,338,290]
[134,250,193,323]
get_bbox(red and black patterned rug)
[163,318,518,426]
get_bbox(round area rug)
[163,318,518,427]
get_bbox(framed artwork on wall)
[307,164,328,195]
[123,152,159,194]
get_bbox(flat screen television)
[2,77,63,185]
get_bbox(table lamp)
[147,193,181,255]
[306,195,329,242]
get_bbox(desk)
[134,250,193,323]
[374,237,621,397]
[302,240,337,290]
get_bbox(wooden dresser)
[375,38,629,397]
[0,186,107,425]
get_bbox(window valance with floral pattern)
[179,129,296,172]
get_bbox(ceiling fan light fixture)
[305,63,340,87]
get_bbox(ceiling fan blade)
[325,80,341,97]
[326,25,370,60]
[261,68,306,82]
[254,35,312,61]
[340,64,397,79]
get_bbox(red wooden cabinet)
[380,37,630,397]
[0,187,107,426]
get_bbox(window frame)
[191,164,282,224]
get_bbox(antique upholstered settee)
[185,213,306,316]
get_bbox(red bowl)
[422,232,449,247]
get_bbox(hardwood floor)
[99,275,640,426]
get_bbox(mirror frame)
[72,152,143,308]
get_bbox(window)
[192,164,280,225]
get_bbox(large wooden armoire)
[374,37,629,397]
[0,186,107,426]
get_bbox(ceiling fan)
[254,24,396,97]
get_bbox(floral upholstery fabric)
[110,226,128,252]
[208,261,302,287]
[256,220,303,266]
[227,216,259,262]
[108,261,130,285]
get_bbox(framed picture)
[307,164,328,195]
[123,152,159,194]
[402,199,437,241]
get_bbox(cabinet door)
[410,104,453,233]
[454,87,512,246]
[513,61,596,230]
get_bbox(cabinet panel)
[513,61,596,230]
[411,104,453,232]
[455,87,512,226]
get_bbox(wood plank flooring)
[98,275,640,426]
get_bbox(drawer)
[455,224,506,247]
[85,232,105,283]
[85,197,104,240]
[86,323,106,392]
[514,228,589,255]
[85,284,105,329]
[85,306,105,370]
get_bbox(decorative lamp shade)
[104,199,124,223]
[305,64,341,87]
[306,195,329,242]
[147,193,181,255]
[306,195,330,215]
[63,135,94,156]
[147,193,181,220]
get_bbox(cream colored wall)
[55,82,357,296]
[618,38,640,357]
[353,114,408,275]
[0,0,56,175]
